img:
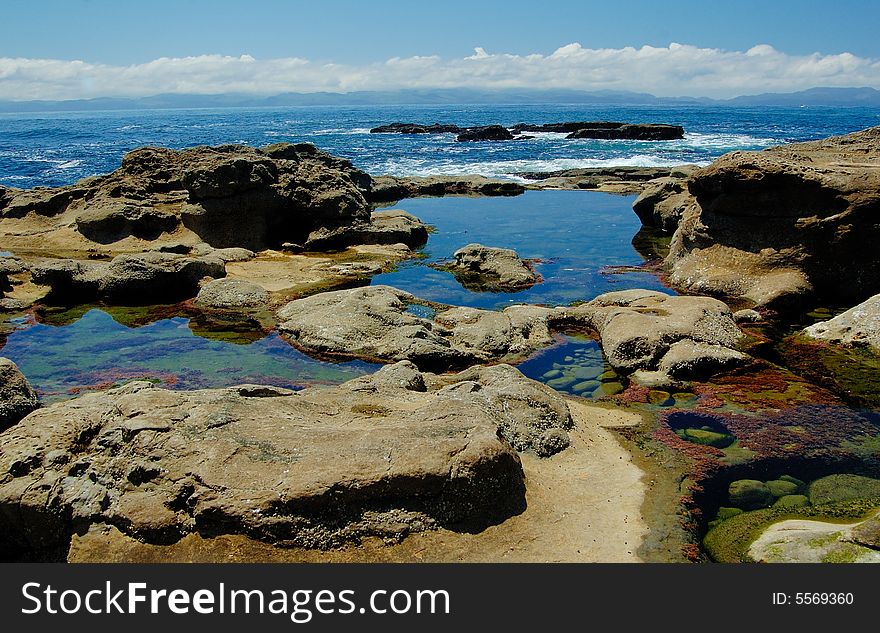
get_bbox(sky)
[1,0,880,101]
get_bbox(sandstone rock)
[456,125,514,142]
[195,278,269,310]
[75,202,179,243]
[0,358,39,430]
[0,143,375,252]
[656,340,748,381]
[733,309,762,323]
[749,516,880,563]
[632,177,691,233]
[0,362,576,556]
[664,127,880,309]
[32,252,226,304]
[0,255,27,299]
[446,243,540,292]
[369,175,524,203]
[802,294,880,351]
[432,364,573,456]
[564,290,745,375]
[849,513,880,549]
[276,285,556,371]
[303,209,428,251]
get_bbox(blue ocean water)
[1,104,879,188]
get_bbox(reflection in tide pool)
[372,190,672,310]
[0,309,378,403]
[517,332,623,399]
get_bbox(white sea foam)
[375,155,708,179]
[308,127,371,135]
[679,132,781,149]
[54,160,82,170]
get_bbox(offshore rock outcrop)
[369,175,524,203]
[369,121,684,141]
[635,127,880,310]
[0,363,574,557]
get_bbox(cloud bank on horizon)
[2,42,879,101]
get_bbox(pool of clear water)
[0,309,377,403]
[373,190,671,309]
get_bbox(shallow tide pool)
[0,309,377,403]
[373,190,672,309]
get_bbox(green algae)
[703,496,880,563]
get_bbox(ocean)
[2,104,879,188]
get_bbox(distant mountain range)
[1,86,879,113]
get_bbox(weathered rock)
[31,252,226,304]
[303,209,428,250]
[430,363,573,456]
[802,294,880,351]
[370,123,461,134]
[277,285,556,371]
[446,243,540,291]
[456,125,514,142]
[1,143,375,251]
[0,255,28,299]
[195,278,269,310]
[664,127,880,309]
[561,290,746,385]
[733,309,762,323]
[75,202,180,243]
[850,513,880,549]
[0,362,576,556]
[656,340,748,381]
[632,177,692,233]
[0,358,39,430]
[749,515,880,563]
[369,175,524,203]
[566,123,684,141]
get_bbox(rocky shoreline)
[3,126,880,563]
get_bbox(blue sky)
[1,0,879,100]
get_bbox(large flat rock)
[0,361,575,558]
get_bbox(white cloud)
[1,43,879,101]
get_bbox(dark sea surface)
[2,104,879,188]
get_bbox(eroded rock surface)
[642,127,880,310]
[0,358,39,430]
[276,285,556,371]
[803,294,880,351]
[0,362,575,557]
[31,251,226,304]
[194,278,269,311]
[446,243,540,292]
[562,289,747,387]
